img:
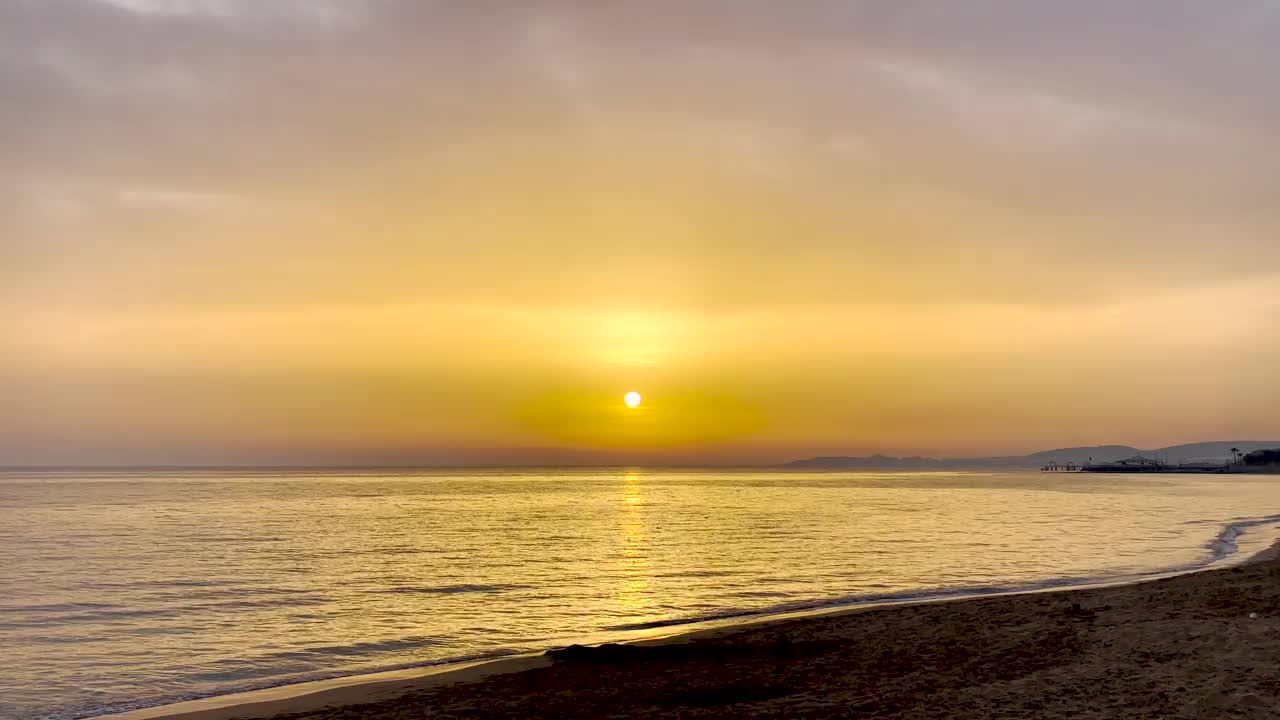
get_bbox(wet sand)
[111,545,1280,720]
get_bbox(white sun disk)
[624,391,642,408]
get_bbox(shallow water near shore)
[5,468,1280,720]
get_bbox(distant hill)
[786,454,944,469]
[1020,446,1140,466]
[784,441,1280,469]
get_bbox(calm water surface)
[4,469,1280,720]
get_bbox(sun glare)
[624,391,642,408]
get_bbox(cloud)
[3,1,1277,309]
[91,0,363,24]
[860,58,1209,146]
[3,1,1279,462]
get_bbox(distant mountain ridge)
[784,441,1280,469]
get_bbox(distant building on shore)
[1083,456,1167,473]
[1076,448,1280,474]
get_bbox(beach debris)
[1063,602,1097,620]
[546,643,637,664]
[773,636,794,657]
[657,684,796,708]
[545,641,759,665]
[545,642,680,665]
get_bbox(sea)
[4,468,1280,720]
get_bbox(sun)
[624,391,642,408]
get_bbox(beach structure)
[1078,456,1250,473]
[1083,456,1167,472]
[1040,461,1082,472]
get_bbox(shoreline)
[89,532,1280,720]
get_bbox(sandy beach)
[100,544,1280,720]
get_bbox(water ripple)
[4,469,1280,720]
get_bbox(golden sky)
[3,2,1279,465]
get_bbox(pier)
[1040,461,1082,472]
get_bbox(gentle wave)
[1200,513,1280,564]
[605,513,1280,632]
[372,583,533,595]
[66,649,528,720]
